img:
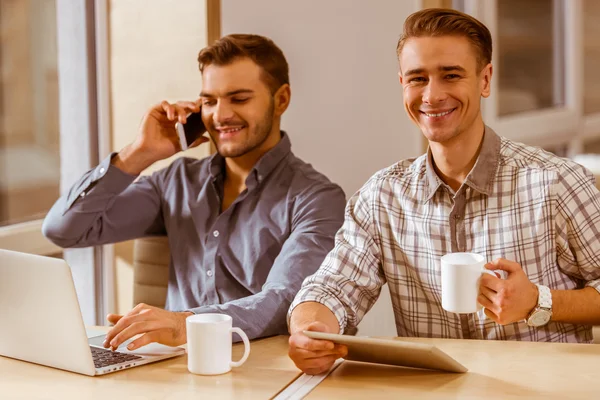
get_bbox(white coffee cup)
[186,313,250,375]
[441,252,496,314]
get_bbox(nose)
[213,100,235,124]
[422,78,446,105]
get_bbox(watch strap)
[536,284,552,309]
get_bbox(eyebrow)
[199,89,254,98]
[403,65,467,76]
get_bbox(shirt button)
[213,230,219,238]
[80,192,86,198]
[207,270,213,277]
[99,167,105,174]
[454,214,461,220]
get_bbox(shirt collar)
[208,131,292,187]
[424,125,501,201]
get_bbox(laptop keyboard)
[91,346,143,369]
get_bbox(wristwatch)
[526,284,553,327]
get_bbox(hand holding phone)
[112,100,208,176]
[176,111,207,151]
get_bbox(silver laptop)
[0,249,185,376]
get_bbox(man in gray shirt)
[43,34,345,351]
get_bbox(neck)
[429,117,485,192]
[224,127,281,186]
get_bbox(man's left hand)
[103,303,193,351]
[478,258,538,325]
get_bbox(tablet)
[303,331,468,373]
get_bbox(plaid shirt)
[290,126,600,343]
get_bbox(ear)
[480,63,493,98]
[273,84,291,117]
[398,71,404,85]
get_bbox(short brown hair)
[396,8,492,71]
[198,34,289,94]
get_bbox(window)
[459,0,583,152]
[0,0,106,325]
[496,0,564,116]
[584,0,600,116]
[0,0,60,227]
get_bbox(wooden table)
[309,337,600,399]
[0,331,300,400]
[4,330,600,399]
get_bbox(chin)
[216,144,248,158]
[421,126,459,144]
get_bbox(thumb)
[487,258,521,274]
[189,135,210,149]
[106,314,123,325]
[305,321,332,333]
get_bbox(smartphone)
[176,111,206,150]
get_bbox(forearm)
[289,302,340,335]
[188,287,292,341]
[111,144,156,176]
[42,154,163,247]
[551,287,600,325]
[42,155,132,247]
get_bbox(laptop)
[0,249,185,376]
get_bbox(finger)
[126,331,161,351]
[290,334,335,352]
[479,273,503,292]
[177,101,200,112]
[333,344,348,356]
[483,307,500,323]
[104,306,150,347]
[189,135,210,149]
[478,293,499,315]
[488,258,521,273]
[174,103,201,124]
[103,314,123,347]
[172,106,188,124]
[104,316,133,347]
[291,346,346,360]
[301,355,341,375]
[158,118,180,135]
[161,101,176,121]
[304,321,333,333]
[106,313,122,325]
[479,286,498,302]
[110,320,162,350]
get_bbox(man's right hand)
[288,321,348,375]
[112,100,209,175]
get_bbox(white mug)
[441,252,496,314]
[186,313,250,375]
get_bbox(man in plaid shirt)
[288,8,600,375]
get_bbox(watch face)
[529,310,552,326]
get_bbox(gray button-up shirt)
[43,132,346,339]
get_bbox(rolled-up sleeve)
[555,162,600,292]
[187,182,346,340]
[42,153,165,248]
[288,177,386,334]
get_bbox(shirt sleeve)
[42,153,165,247]
[555,161,600,292]
[288,177,386,334]
[186,181,346,341]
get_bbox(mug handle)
[230,327,250,368]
